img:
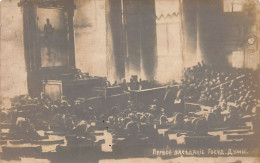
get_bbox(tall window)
[230,50,244,68]
[223,0,246,12]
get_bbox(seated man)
[14,117,40,139]
[121,79,128,92]
[164,86,175,115]
[174,86,185,112]
[108,116,116,126]
[224,104,240,127]
[149,105,160,117]
[106,81,111,87]
[252,105,260,136]
[112,80,118,87]
[125,121,141,138]
[166,113,185,133]
[160,115,168,125]
[15,117,30,132]
[64,116,75,131]
[140,115,147,124]
[72,120,95,141]
[129,79,135,90]
[0,110,8,123]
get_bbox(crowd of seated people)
[10,117,41,139]
[182,61,260,125]
[73,68,90,80]
[104,76,161,91]
[101,99,172,147]
[70,67,164,92]
[1,94,169,145]
[1,61,259,149]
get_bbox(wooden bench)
[9,139,64,145]
[2,145,42,154]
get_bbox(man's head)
[174,113,184,125]
[46,19,50,24]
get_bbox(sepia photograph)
[0,0,260,162]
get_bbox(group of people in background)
[104,77,160,91]
[1,61,259,142]
[183,62,259,113]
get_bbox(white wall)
[74,0,107,78]
[155,0,183,83]
[0,0,27,101]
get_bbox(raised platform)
[62,77,104,98]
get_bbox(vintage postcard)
[0,0,260,162]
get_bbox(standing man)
[44,19,54,57]
[164,85,185,116]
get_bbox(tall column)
[182,0,198,66]
[20,1,41,97]
[66,2,76,68]
[105,0,125,81]
[140,0,157,80]
[198,0,225,66]
[124,0,141,77]
[105,0,157,80]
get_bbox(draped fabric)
[140,0,157,81]
[182,0,199,67]
[198,0,226,66]
[105,0,125,81]
[23,4,42,97]
[183,0,226,67]
[123,0,142,79]
[106,0,157,81]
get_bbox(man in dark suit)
[164,85,185,116]
[174,85,185,113]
